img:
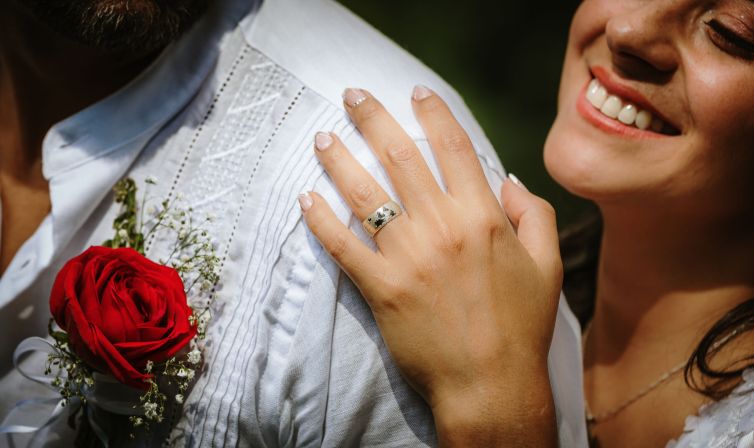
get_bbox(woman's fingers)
[411,86,497,203]
[343,88,444,212]
[299,191,386,286]
[501,175,563,286]
[313,132,407,246]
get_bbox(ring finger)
[314,131,407,246]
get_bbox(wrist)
[430,363,557,447]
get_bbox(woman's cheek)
[686,69,754,178]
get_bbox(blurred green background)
[336,0,591,228]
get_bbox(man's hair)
[19,0,211,53]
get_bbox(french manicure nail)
[343,88,368,108]
[315,132,333,151]
[412,85,433,101]
[508,173,528,191]
[298,193,314,211]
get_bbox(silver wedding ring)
[362,200,402,237]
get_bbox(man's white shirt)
[0,0,587,446]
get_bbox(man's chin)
[18,0,211,54]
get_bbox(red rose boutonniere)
[6,178,220,443]
[49,246,197,389]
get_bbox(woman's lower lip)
[576,82,666,140]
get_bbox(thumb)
[501,174,563,284]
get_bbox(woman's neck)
[590,203,754,363]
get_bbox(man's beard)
[18,0,211,53]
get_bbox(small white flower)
[84,376,94,387]
[187,370,195,381]
[175,394,184,404]
[145,176,158,185]
[177,368,188,378]
[118,229,129,239]
[133,417,143,427]
[143,402,158,420]
[145,360,154,373]
[187,349,202,365]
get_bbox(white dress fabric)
[0,0,589,446]
[667,369,754,448]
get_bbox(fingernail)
[343,88,368,108]
[315,132,333,151]
[412,85,433,101]
[298,193,314,211]
[508,173,528,191]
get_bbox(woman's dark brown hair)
[560,208,754,400]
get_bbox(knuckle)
[433,223,466,254]
[407,254,441,285]
[385,144,419,165]
[349,182,378,208]
[475,209,507,238]
[326,234,350,260]
[536,199,557,220]
[439,130,472,154]
[374,276,409,312]
[487,220,507,241]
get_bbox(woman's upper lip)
[590,66,681,133]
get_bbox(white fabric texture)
[0,0,590,446]
[666,370,754,448]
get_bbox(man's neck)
[589,202,754,365]
[0,1,162,176]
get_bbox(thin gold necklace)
[582,321,741,425]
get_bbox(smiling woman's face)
[545,0,754,219]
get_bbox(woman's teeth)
[586,79,668,133]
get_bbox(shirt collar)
[41,0,260,257]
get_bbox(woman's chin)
[543,132,638,204]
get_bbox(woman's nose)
[605,2,680,81]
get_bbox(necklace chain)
[582,322,741,425]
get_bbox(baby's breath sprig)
[126,177,219,431]
[138,179,221,338]
[104,178,146,254]
[46,320,95,408]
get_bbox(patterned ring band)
[362,200,403,237]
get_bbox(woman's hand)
[299,86,562,446]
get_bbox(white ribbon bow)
[0,337,144,447]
